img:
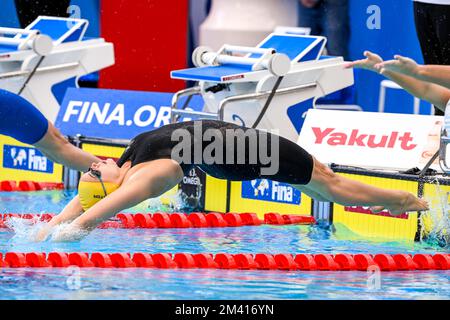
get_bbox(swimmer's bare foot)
[385,193,429,216]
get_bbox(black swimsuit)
[116,120,314,185]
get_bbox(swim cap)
[78,181,119,211]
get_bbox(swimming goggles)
[87,168,108,197]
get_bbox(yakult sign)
[298,109,443,170]
[55,88,203,140]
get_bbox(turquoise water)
[0,191,449,300]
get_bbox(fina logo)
[62,100,173,128]
[242,179,301,205]
[3,145,53,173]
[10,148,27,166]
[251,179,270,197]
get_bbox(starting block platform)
[170,33,354,142]
[172,34,326,82]
[0,16,114,122]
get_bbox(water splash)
[50,223,89,242]
[5,216,88,243]
[129,190,188,213]
[5,216,48,243]
[419,177,450,247]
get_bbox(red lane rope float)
[0,212,316,229]
[0,181,64,192]
[1,252,449,271]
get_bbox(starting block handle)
[0,27,53,55]
[439,105,450,173]
[222,45,275,55]
[192,45,291,77]
[0,27,38,36]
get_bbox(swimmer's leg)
[301,157,429,215]
[292,185,330,202]
[34,122,101,172]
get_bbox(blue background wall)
[0,0,99,37]
[348,0,432,114]
[0,0,433,114]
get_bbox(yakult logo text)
[312,128,417,150]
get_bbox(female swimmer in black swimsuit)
[38,120,428,241]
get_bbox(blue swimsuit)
[0,89,49,144]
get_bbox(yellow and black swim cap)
[78,181,119,211]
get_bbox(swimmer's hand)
[345,51,383,72]
[34,225,52,242]
[51,223,89,242]
[375,55,420,77]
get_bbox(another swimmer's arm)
[415,65,450,89]
[381,70,450,112]
[347,52,450,111]
[34,123,101,172]
[377,56,450,89]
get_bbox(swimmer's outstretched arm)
[34,122,101,172]
[377,55,450,90]
[53,160,183,242]
[347,51,450,111]
[35,195,84,241]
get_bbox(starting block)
[0,16,114,122]
[440,105,450,173]
[171,33,354,142]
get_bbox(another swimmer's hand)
[345,51,383,72]
[375,55,420,77]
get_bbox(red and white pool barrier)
[0,212,316,229]
[0,181,64,192]
[1,252,448,271]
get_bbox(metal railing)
[0,62,79,80]
[170,82,318,123]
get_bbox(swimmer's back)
[116,120,245,168]
[117,120,314,185]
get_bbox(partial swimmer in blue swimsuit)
[0,89,100,171]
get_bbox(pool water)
[0,191,449,300]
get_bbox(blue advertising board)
[3,145,53,174]
[241,179,301,205]
[55,88,204,140]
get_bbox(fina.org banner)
[298,109,443,171]
[55,88,204,140]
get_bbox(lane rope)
[0,212,316,229]
[1,252,448,271]
[0,181,64,192]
